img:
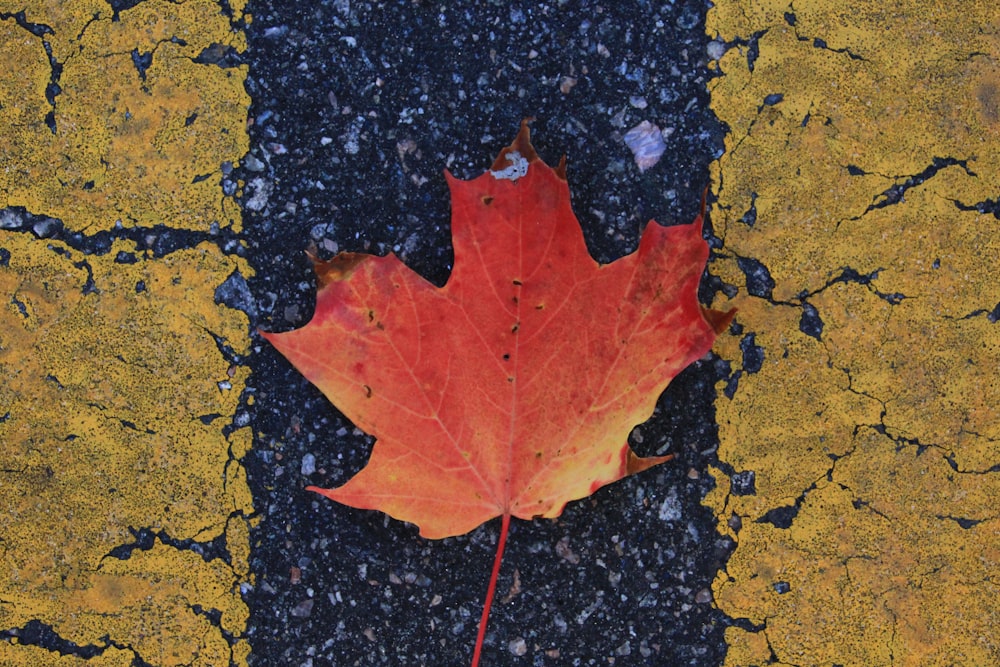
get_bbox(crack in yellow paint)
[0,0,248,231]
[707,2,999,665]
[0,1,252,665]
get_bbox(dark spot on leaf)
[363,385,372,398]
[482,196,494,205]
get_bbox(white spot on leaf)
[490,150,529,181]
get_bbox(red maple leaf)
[263,122,732,665]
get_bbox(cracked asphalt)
[1,0,997,666]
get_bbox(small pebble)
[707,39,727,60]
[243,153,265,172]
[290,599,314,618]
[508,637,528,656]
[623,120,667,172]
[555,536,580,564]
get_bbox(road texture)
[0,1,254,665]
[1,0,996,666]
[705,1,999,664]
[240,1,729,665]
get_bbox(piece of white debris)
[490,150,529,181]
[300,453,316,476]
[623,120,667,172]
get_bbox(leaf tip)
[626,450,675,477]
[490,118,539,171]
[310,251,368,288]
[488,118,569,183]
[703,306,737,334]
[305,484,336,500]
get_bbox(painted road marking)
[707,1,999,664]
[3,0,996,665]
[0,1,253,665]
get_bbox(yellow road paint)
[0,0,247,231]
[1,1,252,664]
[0,642,134,667]
[707,1,999,664]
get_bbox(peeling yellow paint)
[0,643,135,667]
[0,238,253,663]
[1,0,252,664]
[0,0,248,231]
[707,1,999,665]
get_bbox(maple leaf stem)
[471,512,511,667]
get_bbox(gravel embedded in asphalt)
[241,1,734,664]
